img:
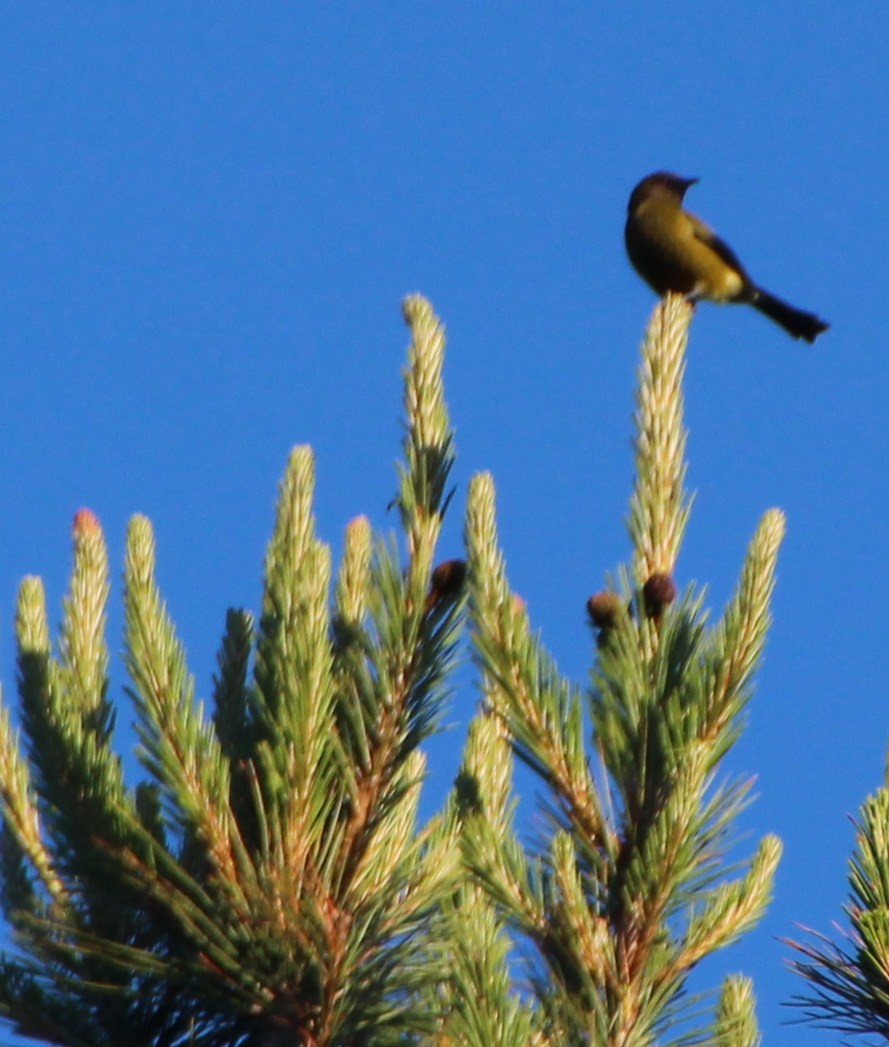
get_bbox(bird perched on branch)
[625,172,829,342]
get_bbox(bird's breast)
[625,202,701,295]
[625,201,746,301]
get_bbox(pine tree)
[788,760,889,1040]
[0,293,785,1045]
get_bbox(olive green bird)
[625,172,828,342]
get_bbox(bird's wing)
[686,211,751,280]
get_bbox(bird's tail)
[752,288,829,343]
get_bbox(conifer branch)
[254,446,338,808]
[788,785,889,1038]
[629,293,692,589]
[0,706,65,907]
[437,712,541,1047]
[397,294,455,616]
[125,514,247,895]
[399,294,455,537]
[331,515,374,801]
[466,296,779,1046]
[331,299,461,895]
[679,834,781,970]
[1,515,238,1046]
[466,472,610,859]
[335,515,372,626]
[458,713,544,945]
[704,509,785,751]
[0,582,63,913]
[60,510,111,726]
[15,514,136,888]
[57,511,132,838]
[715,974,761,1047]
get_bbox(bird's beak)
[681,176,699,190]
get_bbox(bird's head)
[628,171,699,211]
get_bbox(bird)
[624,172,829,342]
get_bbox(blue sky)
[1,4,887,1042]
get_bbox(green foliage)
[430,712,541,1047]
[714,975,761,1047]
[462,295,782,1046]
[0,292,788,1045]
[0,297,465,1045]
[788,782,889,1039]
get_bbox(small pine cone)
[643,573,677,619]
[586,590,623,630]
[425,559,467,613]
